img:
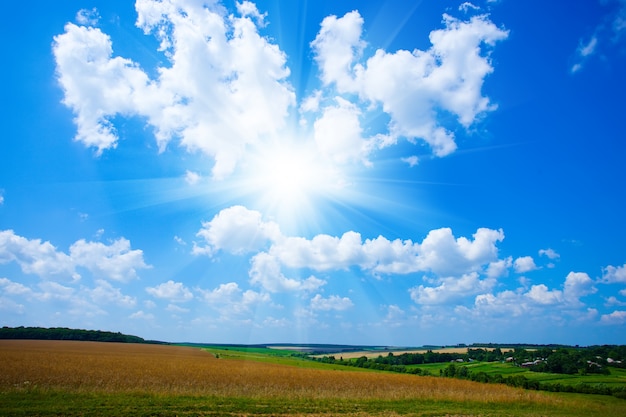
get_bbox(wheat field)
[0,340,537,400]
[3,340,625,417]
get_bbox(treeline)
[0,326,158,344]
[314,345,626,375]
[494,345,626,373]
[439,362,626,399]
[312,350,465,373]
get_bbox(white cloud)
[571,0,626,73]
[310,294,353,311]
[194,206,507,292]
[197,281,269,317]
[602,263,626,283]
[0,230,149,282]
[485,257,512,279]
[600,310,626,325]
[459,2,480,13]
[75,8,100,26]
[55,0,295,177]
[236,1,267,27]
[313,97,369,164]
[194,205,281,256]
[37,281,75,302]
[70,238,150,282]
[311,11,508,158]
[0,296,25,314]
[300,90,322,114]
[0,190,4,205]
[415,227,504,276]
[274,231,368,272]
[525,284,562,305]
[129,310,154,320]
[184,170,201,185]
[249,252,326,293]
[53,23,151,154]
[146,280,193,302]
[381,305,407,327]
[473,290,528,317]
[563,271,597,303]
[310,10,365,92]
[166,303,190,313]
[470,271,601,319]
[513,256,538,273]
[571,36,598,73]
[606,296,626,306]
[88,279,136,307]
[55,2,507,179]
[0,230,76,278]
[401,156,419,167]
[0,276,137,318]
[538,248,560,260]
[409,272,495,305]
[0,277,32,296]
[580,36,598,57]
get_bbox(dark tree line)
[0,326,158,344]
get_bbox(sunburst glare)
[234,135,349,232]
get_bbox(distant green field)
[208,346,626,392]
[413,361,626,387]
[202,346,375,372]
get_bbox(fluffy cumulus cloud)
[410,272,495,305]
[539,248,560,260]
[467,270,600,320]
[146,280,193,302]
[69,238,150,282]
[513,256,538,273]
[310,10,508,158]
[54,0,294,178]
[310,294,353,311]
[88,279,137,307]
[0,274,138,320]
[0,230,75,278]
[195,206,507,296]
[197,281,269,318]
[54,1,507,178]
[602,263,626,283]
[0,230,149,282]
[193,205,281,256]
[601,310,626,325]
[249,252,326,293]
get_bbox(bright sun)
[240,139,346,226]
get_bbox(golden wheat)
[0,340,555,405]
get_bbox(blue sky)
[1,0,625,346]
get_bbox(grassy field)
[413,361,626,387]
[1,340,626,416]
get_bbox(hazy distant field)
[327,347,483,359]
[1,340,625,416]
[314,346,516,359]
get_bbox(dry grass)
[0,340,551,405]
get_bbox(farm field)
[1,340,626,416]
[319,346,510,360]
[412,361,626,387]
